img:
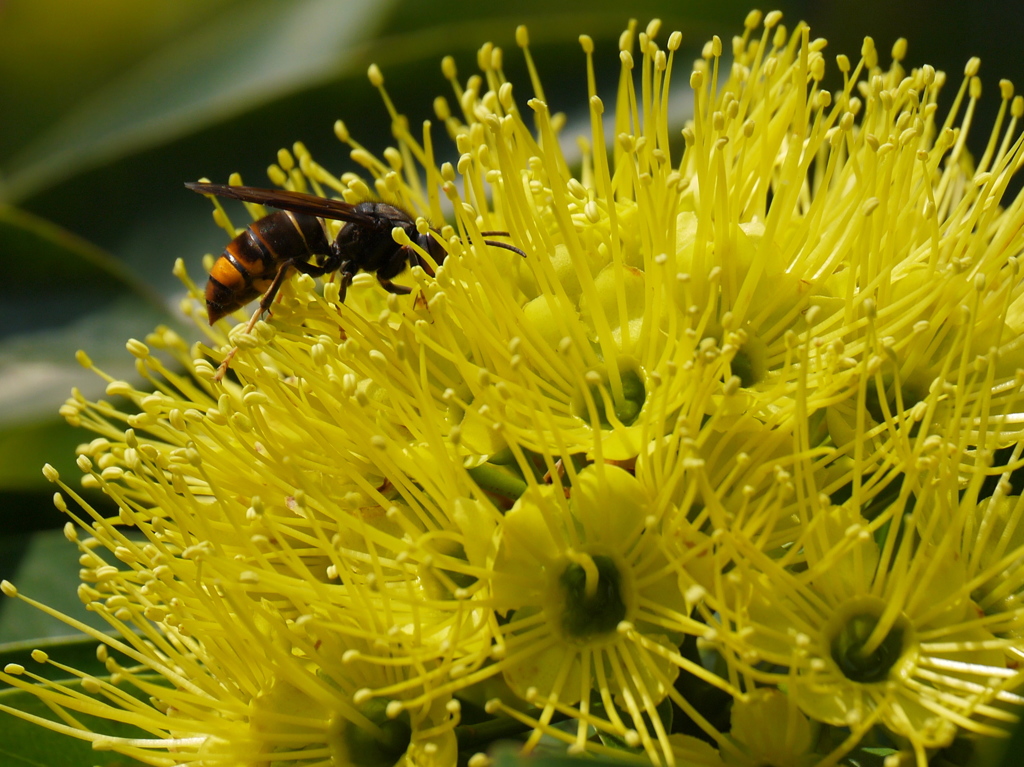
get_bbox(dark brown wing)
[185,182,379,226]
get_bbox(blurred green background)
[0,1,1022,760]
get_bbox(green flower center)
[830,612,908,684]
[730,346,760,388]
[344,700,411,767]
[559,554,627,639]
[724,327,767,387]
[865,376,925,428]
[578,368,646,429]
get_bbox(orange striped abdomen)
[205,212,329,324]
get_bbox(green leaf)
[0,205,172,490]
[0,204,164,337]
[0,294,165,427]
[0,530,113,643]
[0,635,124,683]
[1,0,396,202]
[995,709,1024,767]
[0,679,150,766]
[0,419,85,493]
[838,746,898,766]
[0,0,242,165]
[492,743,638,767]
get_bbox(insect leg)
[338,268,356,303]
[214,259,295,381]
[377,278,414,295]
[290,252,341,278]
[415,252,437,278]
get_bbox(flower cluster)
[5,9,1024,767]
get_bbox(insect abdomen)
[205,212,329,323]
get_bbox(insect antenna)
[482,240,528,258]
[473,230,527,258]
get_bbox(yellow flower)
[484,464,716,754]
[970,493,1024,645]
[3,446,464,766]
[4,8,1024,767]
[726,689,817,767]
[711,413,1024,764]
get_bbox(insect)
[186,182,525,378]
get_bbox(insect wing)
[185,183,379,226]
